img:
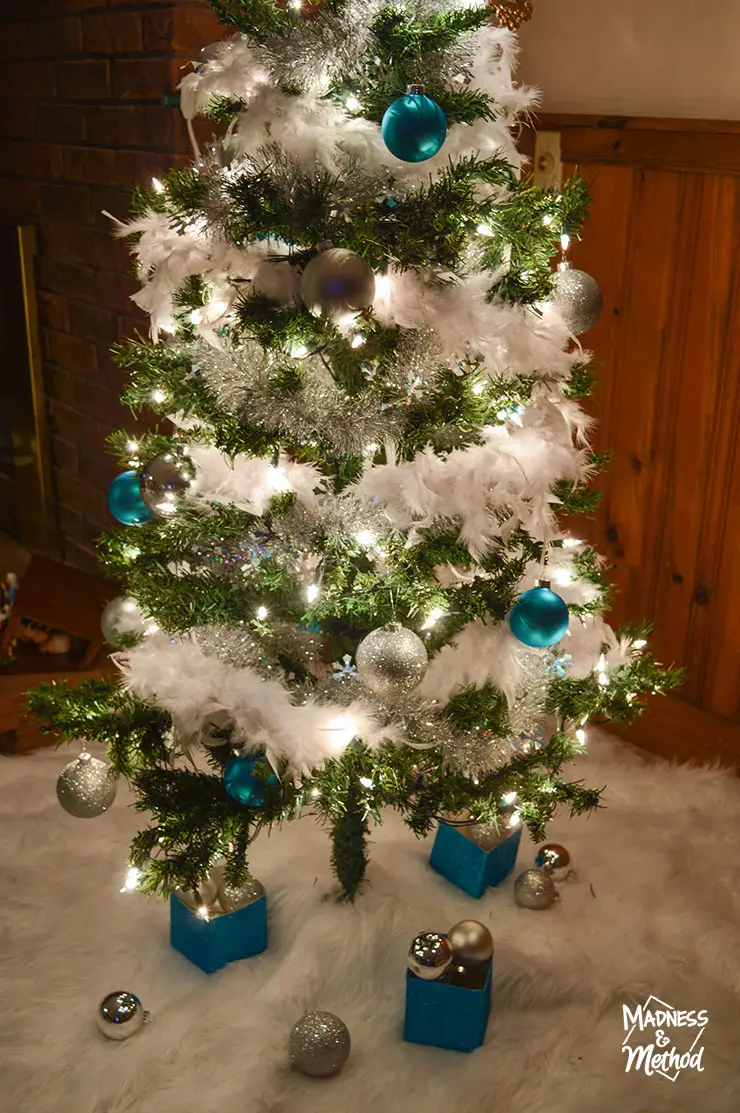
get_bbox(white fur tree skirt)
[2,731,739,1112]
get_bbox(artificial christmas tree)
[30,0,680,909]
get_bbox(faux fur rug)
[2,731,739,1113]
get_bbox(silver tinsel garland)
[506,647,551,751]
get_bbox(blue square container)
[430,822,522,898]
[404,955,492,1052]
[169,892,268,974]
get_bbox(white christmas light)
[354,529,377,549]
[151,388,166,404]
[422,606,446,630]
[151,177,164,194]
[476,222,493,237]
[310,787,321,798]
[502,790,517,805]
[575,728,586,744]
[552,568,573,586]
[374,274,392,301]
[364,442,379,456]
[120,866,141,893]
[351,333,366,349]
[196,905,211,921]
[256,605,268,620]
[306,583,320,603]
[126,440,139,454]
[633,638,647,649]
[562,537,583,549]
[290,343,309,359]
[209,299,228,316]
[542,213,553,226]
[122,545,141,561]
[267,465,292,494]
[189,308,203,325]
[508,811,522,828]
[560,232,571,252]
[144,622,159,635]
[345,94,362,112]
[471,379,485,395]
[359,776,374,789]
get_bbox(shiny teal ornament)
[381,84,447,163]
[223,753,278,806]
[107,471,155,526]
[509,584,570,648]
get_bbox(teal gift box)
[430,821,522,898]
[404,955,493,1052]
[169,891,267,974]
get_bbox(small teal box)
[430,822,522,898]
[169,892,267,974]
[404,956,492,1052]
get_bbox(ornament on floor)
[139,447,196,518]
[289,1011,351,1077]
[381,85,447,163]
[513,868,557,909]
[97,991,150,1040]
[107,471,155,526]
[300,248,375,320]
[552,262,603,335]
[488,0,533,30]
[508,583,570,648]
[217,874,265,913]
[223,751,279,806]
[56,752,117,818]
[407,931,454,980]
[100,595,147,646]
[447,920,494,965]
[252,258,301,305]
[355,622,428,695]
[534,842,572,882]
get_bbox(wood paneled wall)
[525,117,740,764]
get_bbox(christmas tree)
[30,0,680,903]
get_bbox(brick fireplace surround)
[0,1,222,571]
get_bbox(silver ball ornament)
[97,991,149,1040]
[356,622,427,696]
[217,874,265,913]
[140,448,196,518]
[289,1011,351,1077]
[56,752,117,818]
[300,248,375,320]
[252,259,301,305]
[534,842,571,882]
[407,931,453,980]
[513,868,557,910]
[447,920,494,965]
[552,263,603,335]
[100,595,146,645]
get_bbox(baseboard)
[604,695,740,770]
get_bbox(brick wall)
[0,0,222,571]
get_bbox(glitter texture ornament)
[356,622,427,696]
[56,752,117,818]
[223,752,279,806]
[381,85,447,163]
[407,931,454,980]
[535,842,572,882]
[107,470,154,526]
[300,248,375,320]
[509,584,570,648]
[448,920,494,965]
[514,868,557,910]
[217,874,265,914]
[289,1011,351,1077]
[140,448,196,518]
[552,263,603,335]
[100,595,146,645]
[97,991,149,1040]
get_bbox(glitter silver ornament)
[552,263,603,335]
[252,258,301,305]
[513,868,557,910]
[56,752,117,818]
[300,248,375,320]
[97,991,149,1040]
[140,448,196,518]
[100,595,146,645]
[217,874,265,914]
[356,622,427,696]
[534,842,571,882]
[447,920,494,965]
[289,1011,351,1077]
[407,931,454,980]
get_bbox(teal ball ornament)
[509,585,570,648]
[381,85,447,163]
[223,753,278,806]
[107,471,155,526]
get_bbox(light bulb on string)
[306,583,320,603]
[120,866,142,894]
[502,790,518,805]
[256,605,268,620]
[151,388,166,404]
[151,177,164,194]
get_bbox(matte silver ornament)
[447,920,494,965]
[356,622,428,696]
[513,868,557,910]
[140,448,196,518]
[252,259,301,305]
[97,991,149,1040]
[289,1011,351,1077]
[56,752,117,818]
[217,874,265,914]
[552,263,603,335]
[100,595,146,646]
[534,842,571,882]
[300,248,375,320]
[407,931,454,980]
